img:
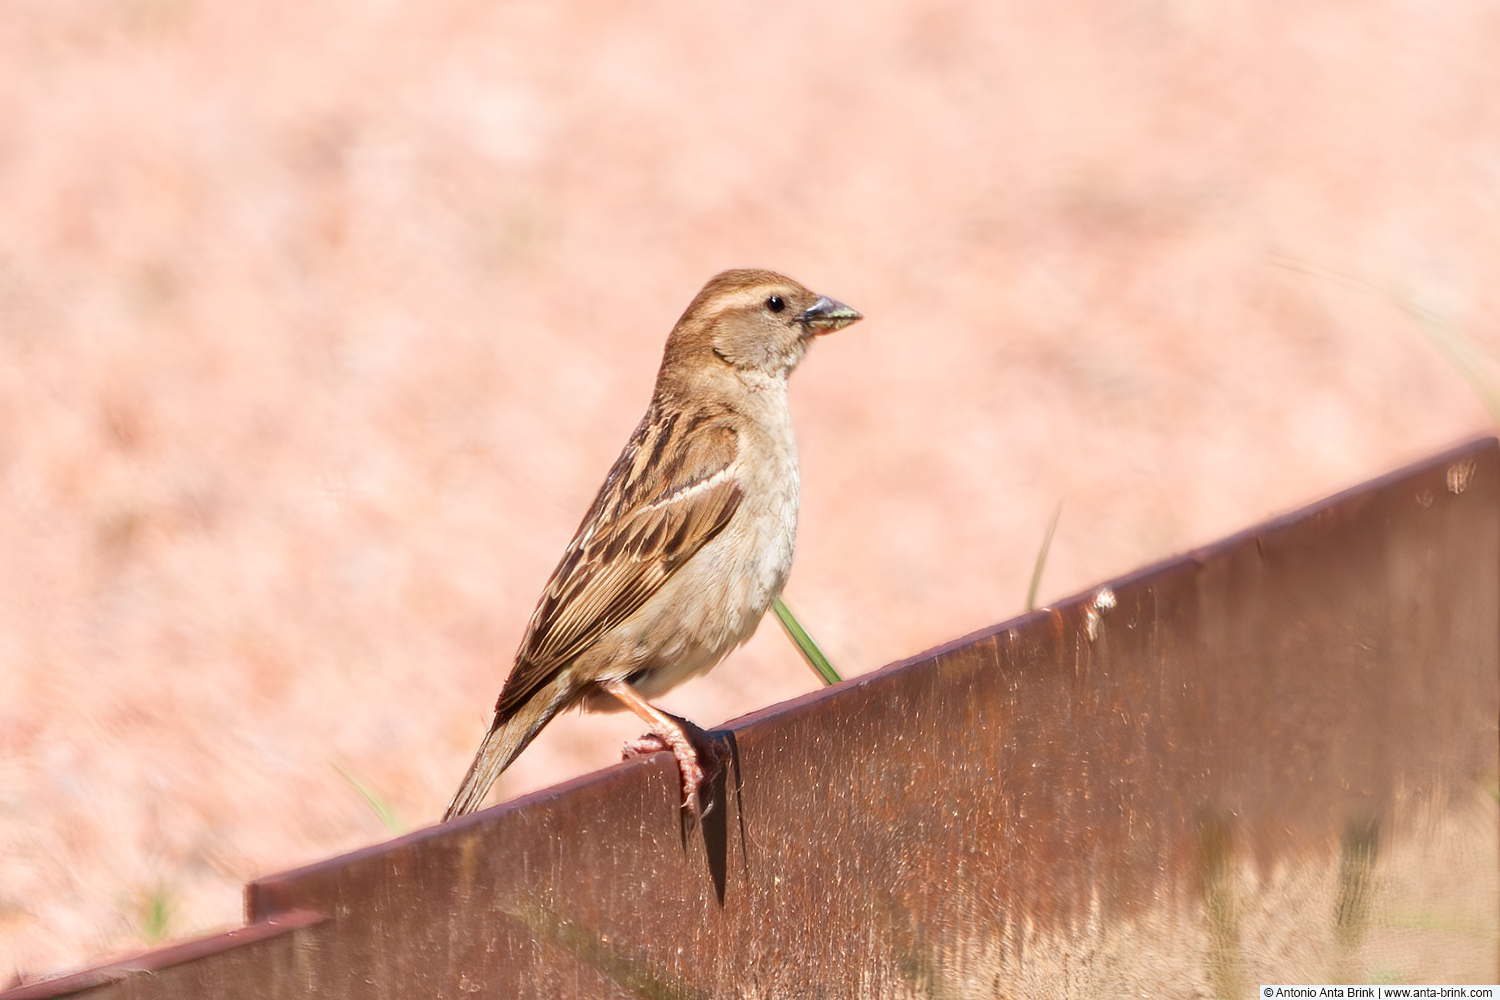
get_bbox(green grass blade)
[123,885,178,945]
[1026,502,1063,612]
[332,761,407,835]
[773,596,842,685]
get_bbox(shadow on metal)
[8,439,1499,998]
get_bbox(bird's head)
[657,269,861,396]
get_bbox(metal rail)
[9,438,1498,998]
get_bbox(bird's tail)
[442,684,571,822]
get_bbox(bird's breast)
[606,390,801,698]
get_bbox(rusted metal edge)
[245,433,1500,924]
[0,910,326,1000]
[14,435,1495,994]
[243,752,671,921]
[725,433,1500,728]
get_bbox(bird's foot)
[622,716,726,820]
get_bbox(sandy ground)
[3,0,1500,982]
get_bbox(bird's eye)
[766,295,786,313]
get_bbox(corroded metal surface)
[0,911,326,1000]
[8,439,1499,998]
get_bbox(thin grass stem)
[773,596,842,685]
[1026,502,1063,612]
[332,762,406,835]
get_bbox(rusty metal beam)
[9,438,1498,997]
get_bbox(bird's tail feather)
[442,685,570,822]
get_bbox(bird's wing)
[494,407,742,718]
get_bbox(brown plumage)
[443,269,861,822]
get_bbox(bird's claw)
[621,721,726,820]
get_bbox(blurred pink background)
[4,0,1499,980]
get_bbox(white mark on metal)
[1085,587,1116,641]
[1448,457,1476,495]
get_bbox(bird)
[442,269,861,822]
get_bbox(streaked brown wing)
[494,406,741,718]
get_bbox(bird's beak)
[796,295,862,334]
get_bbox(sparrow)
[442,269,861,822]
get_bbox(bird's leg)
[604,679,724,818]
